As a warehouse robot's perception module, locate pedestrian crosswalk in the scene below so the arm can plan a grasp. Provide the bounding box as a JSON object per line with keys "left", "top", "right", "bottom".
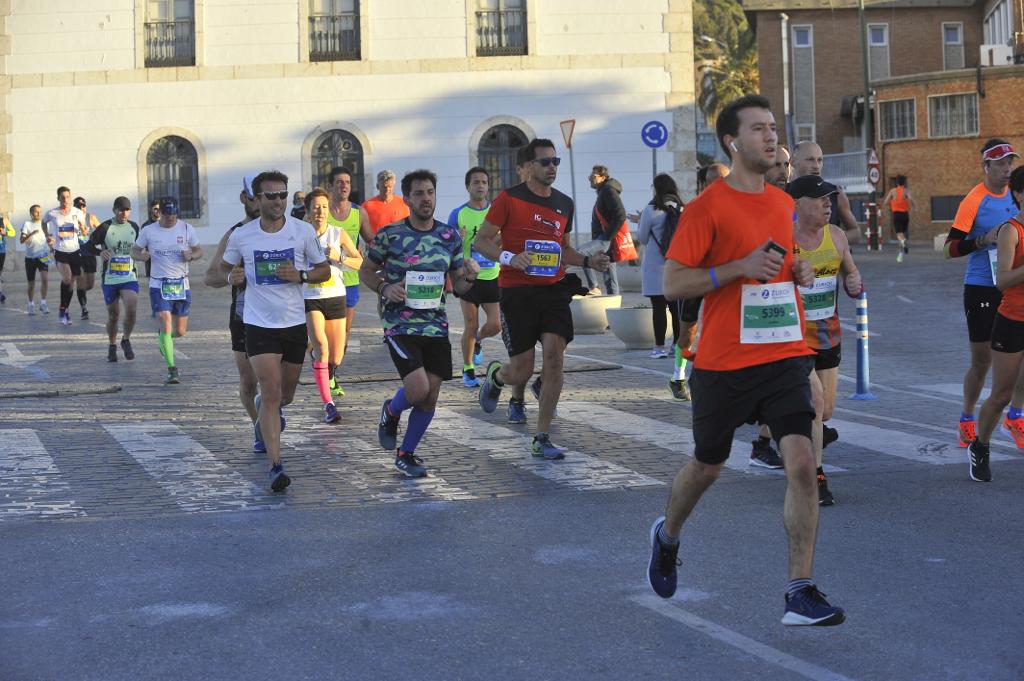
{"left": 1, "top": 399, "right": 1021, "bottom": 522}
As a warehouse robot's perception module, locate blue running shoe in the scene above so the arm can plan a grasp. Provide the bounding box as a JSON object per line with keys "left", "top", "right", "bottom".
{"left": 781, "top": 585, "right": 845, "bottom": 626}
{"left": 253, "top": 435, "right": 266, "bottom": 454}
{"left": 647, "top": 516, "right": 679, "bottom": 598}
{"left": 472, "top": 339, "right": 484, "bottom": 367}
{"left": 394, "top": 450, "right": 427, "bottom": 478}
{"left": 507, "top": 398, "right": 527, "bottom": 424}
{"left": 478, "top": 361, "right": 503, "bottom": 413}
{"left": 269, "top": 463, "right": 291, "bottom": 492}
{"left": 378, "top": 399, "right": 400, "bottom": 450}
{"left": 324, "top": 402, "right": 341, "bottom": 424}
{"left": 530, "top": 434, "right": 565, "bottom": 460}
{"left": 462, "top": 370, "right": 480, "bottom": 388}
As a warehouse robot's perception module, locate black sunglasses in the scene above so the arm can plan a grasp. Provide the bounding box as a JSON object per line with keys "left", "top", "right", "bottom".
{"left": 532, "top": 157, "right": 561, "bottom": 167}
{"left": 260, "top": 191, "right": 289, "bottom": 200}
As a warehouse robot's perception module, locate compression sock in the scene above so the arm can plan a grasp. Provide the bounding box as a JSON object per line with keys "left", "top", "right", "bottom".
{"left": 60, "top": 282, "right": 73, "bottom": 311}
{"left": 312, "top": 361, "right": 332, "bottom": 405}
{"left": 960, "top": 412, "right": 975, "bottom": 422}
{"left": 673, "top": 345, "right": 687, "bottom": 381}
{"left": 158, "top": 332, "right": 175, "bottom": 368}
{"left": 389, "top": 387, "right": 411, "bottom": 416}
{"left": 1009, "top": 407, "right": 1023, "bottom": 420}
{"left": 76, "top": 288, "right": 87, "bottom": 309}
{"left": 787, "top": 578, "right": 813, "bottom": 598}
{"left": 657, "top": 523, "right": 678, "bottom": 547}
{"left": 400, "top": 407, "right": 435, "bottom": 452}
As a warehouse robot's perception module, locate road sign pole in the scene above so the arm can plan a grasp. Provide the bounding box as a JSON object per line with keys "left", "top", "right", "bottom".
{"left": 652, "top": 149, "right": 657, "bottom": 183}
{"left": 569, "top": 146, "right": 579, "bottom": 250}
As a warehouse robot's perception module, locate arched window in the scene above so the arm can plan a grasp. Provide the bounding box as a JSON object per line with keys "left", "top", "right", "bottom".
{"left": 146, "top": 135, "right": 200, "bottom": 218}
{"left": 477, "top": 124, "right": 528, "bottom": 199}
{"left": 311, "top": 129, "right": 365, "bottom": 204}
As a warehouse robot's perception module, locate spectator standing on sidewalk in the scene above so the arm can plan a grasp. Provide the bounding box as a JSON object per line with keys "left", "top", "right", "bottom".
{"left": 637, "top": 173, "right": 684, "bottom": 358}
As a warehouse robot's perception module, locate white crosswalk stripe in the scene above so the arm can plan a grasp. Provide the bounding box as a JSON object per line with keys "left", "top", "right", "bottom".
{"left": 825, "top": 417, "right": 1015, "bottom": 465}
{"left": 0, "top": 429, "right": 86, "bottom": 519}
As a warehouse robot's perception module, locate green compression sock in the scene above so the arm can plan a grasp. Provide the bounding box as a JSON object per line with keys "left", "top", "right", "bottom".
{"left": 673, "top": 345, "right": 687, "bottom": 381}
{"left": 158, "top": 332, "right": 175, "bottom": 368}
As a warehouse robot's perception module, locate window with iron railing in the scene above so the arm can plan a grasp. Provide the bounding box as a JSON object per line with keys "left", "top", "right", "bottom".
{"left": 145, "top": 0, "right": 195, "bottom": 67}
{"left": 311, "top": 129, "right": 365, "bottom": 203}
{"left": 476, "top": 0, "right": 526, "bottom": 57}
{"left": 880, "top": 99, "right": 916, "bottom": 141}
{"left": 147, "top": 135, "right": 200, "bottom": 219}
{"left": 478, "top": 124, "right": 528, "bottom": 200}
{"left": 309, "top": 0, "right": 360, "bottom": 62}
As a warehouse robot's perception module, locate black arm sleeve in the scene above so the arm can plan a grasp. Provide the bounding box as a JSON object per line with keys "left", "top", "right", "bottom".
{"left": 84, "top": 222, "right": 110, "bottom": 256}
{"left": 944, "top": 227, "right": 980, "bottom": 259}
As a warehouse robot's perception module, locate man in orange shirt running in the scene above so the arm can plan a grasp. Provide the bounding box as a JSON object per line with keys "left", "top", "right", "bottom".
{"left": 646, "top": 95, "right": 844, "bottom": 626}
{"left": 363, "top": 169, "right": 410, "bottom": 235}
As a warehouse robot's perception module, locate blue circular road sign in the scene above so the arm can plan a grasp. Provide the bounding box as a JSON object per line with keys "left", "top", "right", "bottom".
{"left": 641, "top": 120, "right": 669, "bottom": 149}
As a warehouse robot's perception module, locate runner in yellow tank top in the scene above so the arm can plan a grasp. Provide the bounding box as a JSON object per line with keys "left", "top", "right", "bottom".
{"left": 789, "top": 176, "right": 863, "bottom": 506}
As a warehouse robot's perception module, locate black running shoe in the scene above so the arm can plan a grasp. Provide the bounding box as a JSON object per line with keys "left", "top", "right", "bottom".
{"left": 120, "top": 338, "right": 135, "bottom": 361}
{"left": 378, "top": 399, "right": 400, "bottom": 450}
{"left": 80, "top": 307, "right": 89, "bottom": 320}
{"left": 750, "top": 438, "right": 783, "bottom": 469}
{"left": 818, "top": 473, "right": 835, "bottom": 506}
{"left": 107, "top": 344, "right": 118, "bottom": 363}
{"left": 969, "top": 440, "right": 992, "bottom": 482}
{"left": 269, "top": 463, "right": 291, "bottom": 492}
{"left": 668, "top": 379, "right": 690, "bottom": 401}
{"left": 166, "top": 366, "right": 181, "bottom": 384}
{"left": 822, "top": 425, "right": 838, "bottom": 449}
{"left": 394, "top": 451, "right": 427, "bottom": 478}
{"left": 782, "top": 585, "right": 845, "bottom": 626}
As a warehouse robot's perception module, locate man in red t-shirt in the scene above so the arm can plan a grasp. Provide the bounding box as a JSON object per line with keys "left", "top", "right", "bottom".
{"left": 363, "top": 169, "right": 410, "bottom": 235}
{"left": 474, "top": 138, "right": 610, "bottom": 459}
{"left": 645, "top": 95, "right": 845, "bottom": 627}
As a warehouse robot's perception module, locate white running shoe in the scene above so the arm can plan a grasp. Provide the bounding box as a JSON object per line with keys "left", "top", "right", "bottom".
{"left": 40, "top": 300, "right": 49, "bottom": 314}
{"left": 27, "top": 301, "right": 35, "bottom": 315}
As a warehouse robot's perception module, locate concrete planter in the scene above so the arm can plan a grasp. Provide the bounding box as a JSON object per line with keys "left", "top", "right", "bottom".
{"left": 570, "top": 294, "right": 622, "bottom": 334}
{"left": 607, "top": 306, "right": 657, "bottom": 349}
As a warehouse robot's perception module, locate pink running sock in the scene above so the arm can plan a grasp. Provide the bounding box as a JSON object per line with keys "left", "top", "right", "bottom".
{"left": 313, "top": 361, "right": 332, "bottom": 405}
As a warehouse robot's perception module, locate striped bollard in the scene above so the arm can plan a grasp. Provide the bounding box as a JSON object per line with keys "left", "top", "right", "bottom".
{"left": 850, "top": 291, "right": 876, "bottom": 400}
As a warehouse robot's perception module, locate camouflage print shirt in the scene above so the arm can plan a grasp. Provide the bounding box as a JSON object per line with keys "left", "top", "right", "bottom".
{"left": 366, "top": 218, "right": 464, "bottom": 337}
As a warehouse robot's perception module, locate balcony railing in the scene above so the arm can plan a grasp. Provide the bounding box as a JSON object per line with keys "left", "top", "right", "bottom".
{"left": 144, "top": 20, "right": 195, "bottom": 68}
{"left": 476, "top": 9, "right": 526, "bottom": 56}
{"left": 309, "top": 13, "right": 360, "bottom": 62}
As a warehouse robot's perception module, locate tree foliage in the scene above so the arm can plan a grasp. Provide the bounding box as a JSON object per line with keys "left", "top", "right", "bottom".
{"left": 693, "top": 0, "right": 760, "bottom": 125}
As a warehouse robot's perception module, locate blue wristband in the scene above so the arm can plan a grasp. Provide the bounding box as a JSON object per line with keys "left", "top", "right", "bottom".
{"left": 709, "top": 267, "right": 720, "bottom": 289}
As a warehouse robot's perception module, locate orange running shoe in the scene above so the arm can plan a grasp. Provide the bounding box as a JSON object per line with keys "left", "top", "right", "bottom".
{"left": 958, "top": 419, "right": 977, "bottom": 448}
{"left": 1000, "top": 416, "right": 1024, "bottom": 450}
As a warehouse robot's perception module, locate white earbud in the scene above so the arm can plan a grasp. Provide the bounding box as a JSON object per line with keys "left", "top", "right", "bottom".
{"left": 730, "top": 141, "right": 738, "bottom": 152}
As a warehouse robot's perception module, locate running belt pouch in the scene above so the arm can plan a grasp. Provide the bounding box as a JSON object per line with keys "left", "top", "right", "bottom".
{"left": 609, "top": 221, "right": 638, "bottom": 263}
{"left": 559, "top": 272, "right": 589, "bottom": 298}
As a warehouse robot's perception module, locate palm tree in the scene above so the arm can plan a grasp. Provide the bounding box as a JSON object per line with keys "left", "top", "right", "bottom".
{"left": 696, "top": 31, "right": 759, "bottom": 126}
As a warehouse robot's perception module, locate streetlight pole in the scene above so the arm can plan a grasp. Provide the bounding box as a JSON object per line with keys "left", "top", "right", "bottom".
{"left": 859, "top": 0, "right": 879, "bottom": 250}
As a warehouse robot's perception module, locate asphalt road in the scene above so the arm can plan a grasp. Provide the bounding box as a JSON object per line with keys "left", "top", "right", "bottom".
{"left": 1, "top": 248, "right": 1021, "bottom": 681}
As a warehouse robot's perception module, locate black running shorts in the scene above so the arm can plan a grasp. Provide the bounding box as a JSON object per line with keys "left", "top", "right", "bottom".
{"left": 384, "top": 334, "right": 453, "bottom": 380}
{"left": 688, "top": 355, "right": 815, "bottom": 465}
{"left": 245, "top": 323, "right": 308, "bottom": 364}
{"left": 54, "top": 250, "right": 82, "bottom": 276}
{"left": 991, "top": 313, "right": 1024, "bottom": 354}
{"left": 229, "top": 318, "right": 246, "bottom": 354}
{"left": 964, "top": 284, "right": 1002, "bottom": 343}
{"left": 460, "top": 278, "right": 500, "bottom": 305}
{"left": 25, "top": 256, "right": 49, "bottom": 281}
{"left": 813, "top": 344, "right": 841, "bottom": 371}
{"left": 304, "top": 295, "right": 347, "bottom": 321}
{"left": 893, "top": 212, "right": 909, "bottom": 236}
{"left": 499, "top": 283, "right": 574, "bottom": 357}
{"left": 80, "top": 253, "right": 97, "bottom": 274}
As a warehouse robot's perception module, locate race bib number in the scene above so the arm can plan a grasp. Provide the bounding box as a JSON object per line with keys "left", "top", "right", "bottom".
{"left": 471, "top": 246, "right": 496, "bottom": 268}
{"left": 524, "top": 240, "right": 561, "bottom": 277}
{"left": 798, "top": 276, "right": 837, "bottom": 322}
{"left": 405, "top": 270, "right": 444, "bottom": 309}
{"left": 740, "top": 282, "right": 802, "bottom": 344}
{"left": 989, "top": 248, "right": 999, "bottom": 284}
{"left": 308, "top": 265, "right": 341, "bottom": 290}
{"left": 39, "top": 254, "right": 52, "bottom": 265}
{"left": 254, "top": 248, "right": 294, "bottom": 286}
{"left": 108, "top": 255, "right": 132, "bottom": 278}
{"left": 160, "top": 277, "right": 186, "bottom": 301}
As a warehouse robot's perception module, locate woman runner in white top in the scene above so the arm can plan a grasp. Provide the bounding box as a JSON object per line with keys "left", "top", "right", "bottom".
{"left": 302, "top": 188, "right": 362, "bottom": 423}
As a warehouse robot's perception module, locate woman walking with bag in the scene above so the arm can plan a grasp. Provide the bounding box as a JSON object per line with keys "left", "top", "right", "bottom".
{"left": 637, "top": 173, "right": 684, "bottom": 358}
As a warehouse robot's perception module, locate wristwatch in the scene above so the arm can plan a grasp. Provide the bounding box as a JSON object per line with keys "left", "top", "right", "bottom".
{"left": 299, "top": 270, "right": 308, "bottom": 284}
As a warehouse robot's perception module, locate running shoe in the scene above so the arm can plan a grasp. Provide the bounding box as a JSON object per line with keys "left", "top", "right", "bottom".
{"left": 647, "top": 516, "right": 679, "bottom": 599}
{"left": 59, "top": 311, "right": 71, "bottom": 325}
{"left": 462, "top": 370, "right": 480, "bottom": 388}
{"left": 120, "top": 338, "right": 135, "bottom": 361}
{"left": 329, "top": 377, "right": 345, "bottom": 398}
{"left": 668, "top": 379, "right": 690, "bottom": 401}
{"left": 896, "top": 252, "right": 904, "bottom": 263}
{"left": 39, "top": 300, "right": 49, "bottom": 314}
{"left": 26, "top": 301, "right": 34, "bottom": 315}
{"left": 530, "top": 376, "right": 542, "bottom": 401}
{"left": 781, "top": 585, "right": 845, "bottom": 626}
{"left": 750, "top": 438, "right": 783, "bottom": 469}
{"left": 323, "top": 402, "right": 341, "bottom": 424}
{"left": 507, "top": 398, "right": 527, "bottom": 424}
{"left": 530, "top": 434, "right": 565, "bottom": 460}
{"left": 80, "top": 307, "right": 89, "bottom": 320}
{"left": 395, "top": 450, "right": 427, "bottom": 478}
{"left": 472, "top": 339, "right": 484, "bottom": 367}
{"left": 378, "top": 399, "right": 400, "bottom": 450}
{"left": 268, "top": 463, "right": 291, "bottom": 492}
{"left": 958, "top": 419, "right": 976, "bottom": 448}
{"left": 478, "top": 360, "right": 503, "bottom": 413}
{"left": 253, "top": 434, "right": 266, "bottom": 454}
{"left": 107, "top": 344, "right": 118, "bottom": 363}
{"left": 166, "top": 366, "right": 180, "bottom": 384}
{"left": 648, "top": 346, "right": 669, "bottom": 359}
{"left": 0, "top": 292, "right": 5, "bottom": 304}
{"left": 1000, "top": 415, "right": 1024, "bottom": 449}
{"left": 969, "top": 440, "right": 992, "bottom": 482}
{"left": 818, "top": 473, "right": 835, "bottom": 506}
{"left": 822, "top": 425, "right": 838, "bottom": 449}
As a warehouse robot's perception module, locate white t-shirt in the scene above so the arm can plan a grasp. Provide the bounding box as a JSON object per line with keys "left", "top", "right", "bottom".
{"left": 136, "top": 220, "right": 200, "bottom": 289}
{"left": 21, "top": 220, "right": 49, "bottom": 258}
{"left": 303, "top": 225, "right": 346, "bottom": 300}
{"left": 44, "top": 207, "right": 86, "bottom": 254}
{"left": 223, "top": 216, "right": 326, "bottom": 328}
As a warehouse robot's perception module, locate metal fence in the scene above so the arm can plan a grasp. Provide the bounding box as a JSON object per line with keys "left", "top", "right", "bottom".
{"left": 144, "top": 20, "right": 195, "bottom": 68}
{"left": 823, "top": 151, "right": 870, "bottom": 194}
{"left": 309, "top": 13, "right": 360, "bottom": 62}
{"left": 476, "top": 9, "right": 526, "bottom": 56}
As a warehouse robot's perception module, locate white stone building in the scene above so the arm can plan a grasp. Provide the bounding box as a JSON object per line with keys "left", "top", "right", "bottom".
{"left": 0, "top": 0, "right": 696, "bottom": 244}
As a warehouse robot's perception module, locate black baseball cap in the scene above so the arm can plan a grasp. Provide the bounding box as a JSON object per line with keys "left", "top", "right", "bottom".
{"left": 159, "top": 196, "right": 178, "bottom": 215}
{"left": 113, "top": 196, "right": 131, "bottom": 210}
{"left": 786, "top": 175, "right": 839, "bottom": 200}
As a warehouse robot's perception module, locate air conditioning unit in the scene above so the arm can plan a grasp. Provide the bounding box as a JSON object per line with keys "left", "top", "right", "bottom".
{"left": 980, "top": 44, "right": 1013, "bottom": 66}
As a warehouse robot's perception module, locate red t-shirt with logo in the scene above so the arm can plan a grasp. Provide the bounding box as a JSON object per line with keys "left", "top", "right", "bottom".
{"left": 666, "top": 180, "right": 812, "bottom": 371}
{"left": 486, "top": 183, "right": 575, "bottom": 288}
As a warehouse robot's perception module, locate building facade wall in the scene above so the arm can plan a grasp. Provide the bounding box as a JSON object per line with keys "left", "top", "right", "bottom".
{"left": 0, "top": 0, "right": 695, "bottom": 245}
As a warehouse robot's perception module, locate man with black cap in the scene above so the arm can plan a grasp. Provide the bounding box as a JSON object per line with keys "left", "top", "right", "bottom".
{"left": 789, "top": 175, "right": 863, "bottom": 505}
{"left": 132, "top": 196, "right": 203, "bottom": 384}
{"left": 86, "top": 197, "right": 141, "bottom": 362}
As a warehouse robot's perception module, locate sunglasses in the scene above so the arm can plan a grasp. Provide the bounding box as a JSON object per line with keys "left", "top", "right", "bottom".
{"left": 260, "top": 191, "right": 289, "bottom": 200}
{"left": 531, "top": 157, "right": 561, "bottom": 167}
